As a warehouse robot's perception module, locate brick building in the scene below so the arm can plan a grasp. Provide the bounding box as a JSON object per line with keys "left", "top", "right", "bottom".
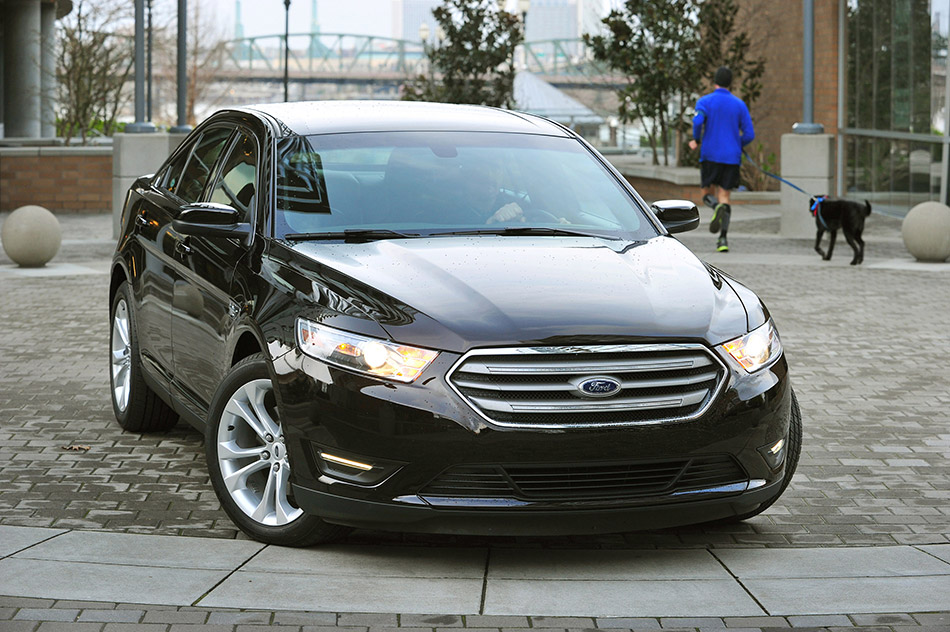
{"left": 741, "top": 0, "right": 947, "bottom": 215}
{"left": 738, "top": 0, "right": 840, "bottom": 167}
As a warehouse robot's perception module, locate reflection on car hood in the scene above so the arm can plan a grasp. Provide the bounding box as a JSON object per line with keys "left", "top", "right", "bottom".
{"left": 289, "top": 235, "right": 748, "bottom": 352}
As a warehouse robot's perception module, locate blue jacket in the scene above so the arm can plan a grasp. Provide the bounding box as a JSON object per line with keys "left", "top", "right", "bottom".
{"left": 692, "top": 88, "right": 754, "bottom": 165}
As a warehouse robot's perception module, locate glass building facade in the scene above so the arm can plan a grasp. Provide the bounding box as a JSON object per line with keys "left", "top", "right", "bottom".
{"left": 845, "top": 0, "right": 950, "bottom": 216}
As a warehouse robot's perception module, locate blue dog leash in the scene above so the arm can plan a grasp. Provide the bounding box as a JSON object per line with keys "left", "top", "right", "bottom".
{"left": 741, "top": 152, "right": 829, "bottom": 229}
{"left": 741, "top": 151, "right": 814, "bottom": 195}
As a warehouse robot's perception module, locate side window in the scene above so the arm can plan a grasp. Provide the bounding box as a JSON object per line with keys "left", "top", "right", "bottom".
{"left": 208, "top": 132, "right": 258, "bottom": 222}
{"left": 155, "top": 144, "right": 193, "bottom": 196}
{"left": 176, "top": 127, "right": 234, "bottom": 204}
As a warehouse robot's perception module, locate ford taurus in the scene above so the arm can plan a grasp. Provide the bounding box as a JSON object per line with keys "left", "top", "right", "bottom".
{"left": 109, "top": 101, "right": 800, "bottom": 546}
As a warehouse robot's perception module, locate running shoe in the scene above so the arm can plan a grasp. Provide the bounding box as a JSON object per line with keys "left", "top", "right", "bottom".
{"left": 717, "top": 236, "right": 729, "bottom": 252}
{"left": 702, "top": 193, "right": 718, "bottom": 208}
{"left": 710, "top": 203, "right": 727, "bottom": 233}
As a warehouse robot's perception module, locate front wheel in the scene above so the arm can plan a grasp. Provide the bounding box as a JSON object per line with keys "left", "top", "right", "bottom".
{"left": 205, "top": 353, "right": 350, "bottom": 546}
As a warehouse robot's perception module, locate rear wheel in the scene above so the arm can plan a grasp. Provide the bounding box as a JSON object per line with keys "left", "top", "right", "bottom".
{"left": 110, "top": 284, "right": 178, "bottom": 432}
{"left": 729, "top": 388, "right": 802, "bottom": 522}
{"left": 205, "top": 353, "right": 351, "bottom": 546}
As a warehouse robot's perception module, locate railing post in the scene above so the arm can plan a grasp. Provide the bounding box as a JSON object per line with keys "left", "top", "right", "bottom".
{"left": 170, "top": 0, "right": 190, "bottom": 133}
{"left": 127, "top": 0, "right": 155, "bottom": 132}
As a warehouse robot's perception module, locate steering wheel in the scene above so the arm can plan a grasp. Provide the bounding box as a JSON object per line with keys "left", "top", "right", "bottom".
{"left": 522, "top": 207, "right": 561, "bottom": 223}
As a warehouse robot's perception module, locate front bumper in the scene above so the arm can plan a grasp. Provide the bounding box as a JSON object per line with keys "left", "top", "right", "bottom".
{"left": 292, "top": 477, "right": 785, "bottom": 535}
{"left": 273, "top": 344, "right": 793, "bottom": 536}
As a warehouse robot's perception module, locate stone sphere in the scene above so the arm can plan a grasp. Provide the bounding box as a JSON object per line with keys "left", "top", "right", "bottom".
{"left": 902, "top": 201, "right": 950, "bottom": 263}
{"left": 1, "top": 205, "right": 62, "bottom": 268}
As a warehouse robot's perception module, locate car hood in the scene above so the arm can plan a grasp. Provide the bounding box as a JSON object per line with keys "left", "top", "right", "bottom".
{"left": 287, "top": 235, "right": 750, "bottom": 353}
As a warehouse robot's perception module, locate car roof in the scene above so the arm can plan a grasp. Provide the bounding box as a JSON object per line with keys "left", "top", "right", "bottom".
{"left": 236, "top": 100, "right": 571, "bottom": 138}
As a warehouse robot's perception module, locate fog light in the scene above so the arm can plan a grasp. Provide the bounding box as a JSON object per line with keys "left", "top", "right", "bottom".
{"left": 321, "top": 452, "right": 373, "bottom": 471}
{"left": 312, "top": 445, "right": 405, "bottom": 486}
{"left": 758, "top": 437, "right": 787, "bottom": 470}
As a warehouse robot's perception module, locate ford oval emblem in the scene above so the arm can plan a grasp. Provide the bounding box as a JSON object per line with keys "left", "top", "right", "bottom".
{"left": 576, "top": 376, "right": 622, "bottom": 398}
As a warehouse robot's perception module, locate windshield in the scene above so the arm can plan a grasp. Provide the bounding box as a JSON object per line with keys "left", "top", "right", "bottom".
{"left": 273, "top": 131, "right": 656, "bottom": 240}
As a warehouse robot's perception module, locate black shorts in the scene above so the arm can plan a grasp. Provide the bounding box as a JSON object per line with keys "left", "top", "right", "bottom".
{"left": 700, "top": 161, "right": 741, "bottom": 190}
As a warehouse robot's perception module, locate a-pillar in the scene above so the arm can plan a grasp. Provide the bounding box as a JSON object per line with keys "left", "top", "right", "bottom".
{"left": 2, "top": 0, "right": 42, "bottom": 138}
{"left": 40, "top": 0, "right": 57, "bottom": 138}
{"left": 779, "top": 133, "right": 835, "bottom": 238}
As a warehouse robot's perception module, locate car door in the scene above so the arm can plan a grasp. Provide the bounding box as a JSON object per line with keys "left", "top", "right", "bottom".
{"left": 130, "top": 130, "right": 214, "bottom": 388}
{"left": 170, "top": 128, "right": 259, "bottom": 419}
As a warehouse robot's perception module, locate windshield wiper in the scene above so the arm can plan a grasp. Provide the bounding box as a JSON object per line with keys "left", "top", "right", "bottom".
{"left": 283, "top": 229, "right": 420, "bottom": 242}
{"left": 429, "top": 226, "right": 617, "bottom": 239}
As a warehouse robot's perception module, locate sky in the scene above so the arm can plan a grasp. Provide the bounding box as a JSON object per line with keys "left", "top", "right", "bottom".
{"left": 213, "top": 0, "right": 395, "bottom": 39}
{"left": 157, "top": 0, "right": 623, "bottom": 41}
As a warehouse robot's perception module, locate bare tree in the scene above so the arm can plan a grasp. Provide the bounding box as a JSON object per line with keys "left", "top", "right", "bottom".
{"left": 56, "top": 0, "right": 134, "bottom": 144}
{"left": 184, "top": 0, "right": 230, "bottom": 126}
{"left": 143, "top": 0, "right": 229, "bottom": 128}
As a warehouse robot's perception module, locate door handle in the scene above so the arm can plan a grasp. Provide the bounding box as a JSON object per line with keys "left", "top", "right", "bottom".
{"left": 175, "top": 240, "right": 192, "bottom": 256}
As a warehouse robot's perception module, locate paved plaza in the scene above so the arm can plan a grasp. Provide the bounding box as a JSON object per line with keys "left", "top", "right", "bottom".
{"left": 0, "top": 207, "right": 949, "bottom": 630}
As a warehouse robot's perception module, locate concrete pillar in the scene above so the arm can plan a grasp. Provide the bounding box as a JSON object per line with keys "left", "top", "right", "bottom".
{"left": 780, "top": 133, "right": 835, "bottom": 238}
{"left": 113, "top": 132, "right": 171, "bottom": 237}
{"left": 168, "top": 131, "right": 190, "bottom": 157}
{"left": 40, "top": 0, "right": 57, "bottom": 138}
{"left": 3, "top": 0, "right": 42, "bottom": 138}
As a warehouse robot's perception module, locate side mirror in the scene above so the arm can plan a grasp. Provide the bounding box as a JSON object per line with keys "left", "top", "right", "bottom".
{"left": 172, "top": 202, "right": 253, "bottom": 241}
{"left": 651, "top": 199, "right": 700, "bottom": 234}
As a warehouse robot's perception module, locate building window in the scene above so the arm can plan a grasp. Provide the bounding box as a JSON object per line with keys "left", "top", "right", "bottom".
{"left": 846, "top": 0, "right": 949, "bottom": 213}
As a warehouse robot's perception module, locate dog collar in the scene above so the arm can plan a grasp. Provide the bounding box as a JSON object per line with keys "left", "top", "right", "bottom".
{"left": 811, "top": 196, "right": 829, "bottom": 230}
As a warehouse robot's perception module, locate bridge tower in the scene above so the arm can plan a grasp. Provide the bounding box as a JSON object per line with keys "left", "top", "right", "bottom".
{"left": 234, "top": 0, "right": 250, "bottom": 60}
{"left": 309, "top": 0, "right": 329, "bottom": 58}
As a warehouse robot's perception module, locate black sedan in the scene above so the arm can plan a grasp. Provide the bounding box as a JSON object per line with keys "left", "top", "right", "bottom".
{"left": 109, "top": 101, "right": 800, "bottom": 546}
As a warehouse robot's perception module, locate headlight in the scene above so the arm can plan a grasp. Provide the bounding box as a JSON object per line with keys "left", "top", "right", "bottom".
{"left": 296, "top": 319, "right": 438, "bottom": 382}
{"left": 720, "top": 319, "right": 782, "bottom": 372}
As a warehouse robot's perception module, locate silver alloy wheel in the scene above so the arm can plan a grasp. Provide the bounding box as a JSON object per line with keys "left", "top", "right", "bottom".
{"left": 216, "top": 378, "right": 303, "bottom": 526}
{"left": 111, "top": 299, "right": 132, "bottom": 413}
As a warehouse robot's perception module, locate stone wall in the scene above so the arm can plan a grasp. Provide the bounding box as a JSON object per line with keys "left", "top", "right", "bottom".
{"left": 0, "top": 147, "right": 773, "bottom": 218}
{"left": 0, "top": 147, "right": 113, "bottom": 213}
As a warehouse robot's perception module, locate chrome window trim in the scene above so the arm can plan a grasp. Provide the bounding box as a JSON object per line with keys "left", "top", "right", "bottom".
{"left": 445, "top": 343, "right": 729, "bottom": 430}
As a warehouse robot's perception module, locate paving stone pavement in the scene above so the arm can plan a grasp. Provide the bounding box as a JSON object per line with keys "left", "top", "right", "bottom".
{"left": 1, "top": 597, "right": 949, "bottom": 632}
{"left": 1, "top": 210, "right": 949, "bottom": 627}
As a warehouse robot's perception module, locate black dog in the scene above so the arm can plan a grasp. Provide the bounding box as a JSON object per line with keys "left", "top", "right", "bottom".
{"left": 809, "top": 196, "right": 872, "bottom": 265}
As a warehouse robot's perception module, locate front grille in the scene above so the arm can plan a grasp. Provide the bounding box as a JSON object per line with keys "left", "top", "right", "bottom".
{"left": 419, "top": 455, "right": 748, "bottom": 502}
{"left": 448, "top": 344, "right": 726, "bottom": 428}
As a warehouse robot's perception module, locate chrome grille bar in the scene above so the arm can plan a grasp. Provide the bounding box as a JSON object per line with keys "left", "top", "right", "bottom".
{"left": 470, "top": 389, "right": 709, "bottom": 414}
{"left": 458, "top": 354, "right": 712, "bottom": 375}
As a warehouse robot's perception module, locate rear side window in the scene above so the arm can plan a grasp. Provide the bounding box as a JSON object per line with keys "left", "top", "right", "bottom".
{"left": 156, "top": 146, "right": 192, "bottom": 196}
{"left": 209, "top": 132, "right": 258, "bottom": 222}
{"left": 176, "top": 127, "right": 233, "bottom": 204}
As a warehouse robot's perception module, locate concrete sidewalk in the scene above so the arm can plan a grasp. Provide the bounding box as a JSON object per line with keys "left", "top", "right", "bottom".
{"left": 2, "top": 210, "right": 949, "bottom": 630}
{"left": 2, "top": 525, "right": 950, "bottom": 619}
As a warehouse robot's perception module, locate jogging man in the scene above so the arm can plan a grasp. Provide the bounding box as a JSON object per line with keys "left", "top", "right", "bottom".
{"left": 688, "top": 66, "right": 755, "bottom": 252}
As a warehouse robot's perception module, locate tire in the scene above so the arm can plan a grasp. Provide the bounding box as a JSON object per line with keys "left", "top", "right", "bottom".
{"left": 728, "top": 388, "right": 802, "bottom": 522}
{"left": 110, "top": 284, "right": 178, "bottom": 432}
{"left": 205, "top": 353, "right": 351, "bottom": 546}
